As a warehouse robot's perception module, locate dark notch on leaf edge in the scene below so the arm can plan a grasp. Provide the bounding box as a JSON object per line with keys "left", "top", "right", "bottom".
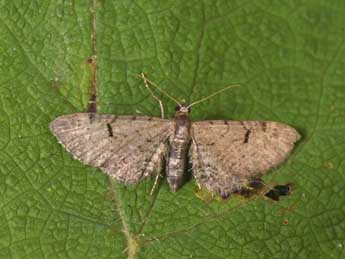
{"left": 238, "top": 181, "right": 293, "bottom": 201}
{"left": 106, "top": 123, "right": 113, "bottom": 137}
{"left": 265, "top": 183, "right": 293, "bottom": 201}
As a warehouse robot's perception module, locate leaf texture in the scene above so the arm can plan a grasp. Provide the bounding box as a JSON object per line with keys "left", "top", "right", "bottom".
{"left": 0, "top": 0, "right": 344, "bottom": 258}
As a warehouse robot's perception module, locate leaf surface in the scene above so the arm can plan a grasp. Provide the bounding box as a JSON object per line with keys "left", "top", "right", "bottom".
{"left": 1, "top": 1, "right": 344, "bottom": 258}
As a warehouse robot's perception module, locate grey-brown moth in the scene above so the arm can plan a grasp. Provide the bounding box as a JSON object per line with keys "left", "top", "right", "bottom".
{"left": 50, "top": 74, "right": 300, "bottom": 198}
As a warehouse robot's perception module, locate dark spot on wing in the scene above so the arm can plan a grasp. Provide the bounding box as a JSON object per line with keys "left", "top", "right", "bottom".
{"left": 220, "top": 191, "right": 230, "bottom": 199}
{"left": 106, "top": 123, "right": 113, "bottom": 137}
{"left": 244, "top": 129, "right": 251, "bottom": 143}
{"left": 131, "top": 116, "right": 137, "bottom": 120}
{"left": 209, "top": 121, "right": 214, "bottom": 125}
{"left": 261, "top": 122, "right": 267, "bottom": 132}
{"left": 223, "top": 120, "right": 229, "bottom": 125}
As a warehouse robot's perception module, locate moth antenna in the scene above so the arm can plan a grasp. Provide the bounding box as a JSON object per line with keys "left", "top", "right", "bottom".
{"left": 134, "top": 73, "right": 182, "bottom": 107}
{"left": 138, "top": 73, "right": 165, "bottom": 118}
{"left": 187, "top": 84, "right": 240, "bottom": 108}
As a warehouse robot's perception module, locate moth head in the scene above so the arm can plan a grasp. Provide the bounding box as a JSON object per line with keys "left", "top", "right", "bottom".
{"left": 175, "top": 104, "right": 190, "bottom": 114}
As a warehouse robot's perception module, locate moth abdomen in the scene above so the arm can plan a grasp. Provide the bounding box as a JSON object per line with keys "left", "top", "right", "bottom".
{"left": 166, "top": 112, "right": 192, "bottom": 192}
{"left": 166, "top": 141, "right": 189, "bottom": 192}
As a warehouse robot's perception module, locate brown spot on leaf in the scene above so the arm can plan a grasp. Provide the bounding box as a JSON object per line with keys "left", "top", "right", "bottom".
{"left": 325, "top": 160, "right": 334, "bottom": 170}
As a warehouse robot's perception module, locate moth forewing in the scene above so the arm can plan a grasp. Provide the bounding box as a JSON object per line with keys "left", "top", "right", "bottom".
{"left": 50, "top": 113, "right": 175, "bottom": 184}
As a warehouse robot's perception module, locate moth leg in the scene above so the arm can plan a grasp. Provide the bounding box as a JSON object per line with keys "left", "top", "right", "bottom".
{"left": 144, "top": 141, "right": 169, "bottom": 195}
{"left": 150, "top": 170, "right": 163, "bottom": 195}
{"left": 139, "top": 73, "right": 165, "bottom": 119}
{"left": 189, "top": 137, "right": 203, "bottom": 190}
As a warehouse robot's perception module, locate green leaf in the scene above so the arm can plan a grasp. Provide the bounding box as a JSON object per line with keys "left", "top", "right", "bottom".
{"left": 1, "top": 0, "right": 344, "bottom": 258}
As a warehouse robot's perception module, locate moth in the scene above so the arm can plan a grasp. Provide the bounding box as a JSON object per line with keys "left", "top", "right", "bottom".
{"left": 50, "top": 74, "right": 300, "bottom": 198}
